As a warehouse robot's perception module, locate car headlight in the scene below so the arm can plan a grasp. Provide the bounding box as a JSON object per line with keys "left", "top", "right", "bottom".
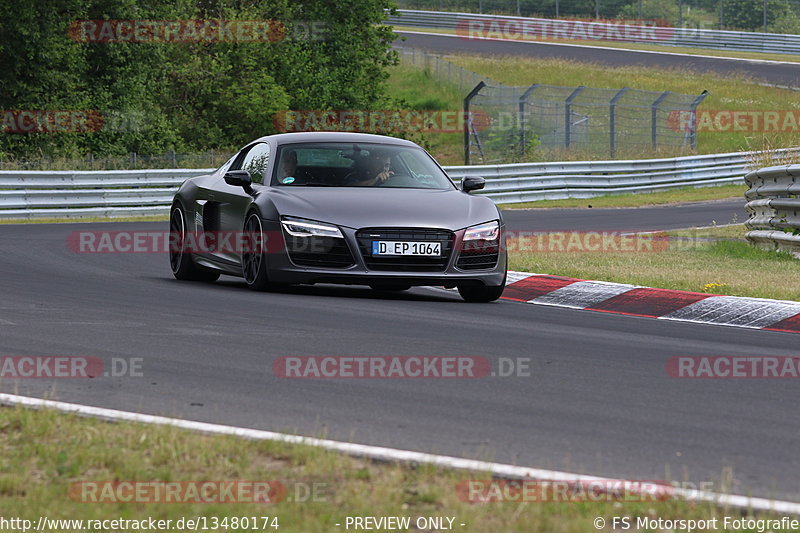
{"left": 463, "top": 220, "right": 499, "bottom": 241}
{"left": 281, "top": 216, "right": 343, "bottom": 238}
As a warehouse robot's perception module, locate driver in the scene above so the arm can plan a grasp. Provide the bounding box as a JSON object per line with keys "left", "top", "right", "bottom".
{"left": 347, "top": 151, "right": 394, "bottom": 187}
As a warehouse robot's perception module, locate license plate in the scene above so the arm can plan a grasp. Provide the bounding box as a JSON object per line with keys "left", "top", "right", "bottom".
{"left": 372, "top": 241, "right": 441, "bottom": 256}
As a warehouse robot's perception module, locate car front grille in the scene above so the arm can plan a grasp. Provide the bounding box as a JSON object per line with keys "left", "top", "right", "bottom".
{"left": 456, "top": 239, "right": 500, "bottom": 270}
{"left": 356, "top": 228, "right": 454, "bottom": 272}
{"left": 284, "top": 235, "right": 355, "bottom": 268}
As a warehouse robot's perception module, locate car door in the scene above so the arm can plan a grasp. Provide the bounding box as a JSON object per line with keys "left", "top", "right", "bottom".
{"left": 209, "top": 142, "right": 272, "bottom": 266}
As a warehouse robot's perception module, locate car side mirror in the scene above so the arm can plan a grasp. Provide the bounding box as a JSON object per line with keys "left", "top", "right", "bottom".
{"left": 224, "top": 170, "right": 253, "bottom": 192}
{"left": 461, "top": 176, "right": 485, "bottom": 193}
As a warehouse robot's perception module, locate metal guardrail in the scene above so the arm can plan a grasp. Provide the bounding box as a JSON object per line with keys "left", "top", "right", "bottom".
{"left": 745, "top": 165, "right": 800, "bottom": 255}
{"left": 4, "top": 150, "right": 799, "bottom": 219}
{"left": 389, "top": 10, "right": 800, "bottom": 56}
{"left": 450, "top": 150, "right": 800, "bottom": 204}
{"left": 0, "top": 169, "right": 211, "bottom": 219}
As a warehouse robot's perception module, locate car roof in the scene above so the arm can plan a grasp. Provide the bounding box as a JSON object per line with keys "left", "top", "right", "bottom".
{"left": 251, "top": 132, "right": 421, "bottom": 148}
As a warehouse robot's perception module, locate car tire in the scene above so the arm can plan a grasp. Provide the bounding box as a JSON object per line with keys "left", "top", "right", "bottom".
{"left": 170, "top": 204, "right": 220, "bottom": 282}
{"left": 369, "top": 284, "right": 411, "bottom": 292}
{"left": 242, "top": 211, "right": 272, "bottom": 291}
{"left": 457, "top": 264, "right": 507, "bottom": 303}
{"left": 457, "top": 283, "right": 505, "bottom": 303}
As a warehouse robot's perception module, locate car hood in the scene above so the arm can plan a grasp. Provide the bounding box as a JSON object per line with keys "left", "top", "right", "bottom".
{"left": 262, "top": 187, "right": 499, "bottom": 230}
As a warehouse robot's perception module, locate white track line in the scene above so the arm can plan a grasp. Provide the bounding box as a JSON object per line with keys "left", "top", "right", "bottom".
{"left": 396, "top": 30, "right": 800, "bottom": 66}
{"left": 2, "top": 392, "right": 799, "bottom": 514}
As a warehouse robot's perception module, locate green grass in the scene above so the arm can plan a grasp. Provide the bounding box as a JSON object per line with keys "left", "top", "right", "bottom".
{"left": 393, "top": 25, "right": 800, "bottom": 64}
{"left": 386, "top": 63, "right": 465, "bottom": 163}
{"left": 387, "top": 50, "right": 800, "bottom": 165}
{"left": 448, "top": 54, "right": 800, "bottom": 158}
{"left": 501, "top": 184, "right": 747, "bottom": 209}
{"left": 0, "top": 404, "right": 771, "bottom": 532}
{"left": 509, "top": 224, "right": 800, "bottom": 300}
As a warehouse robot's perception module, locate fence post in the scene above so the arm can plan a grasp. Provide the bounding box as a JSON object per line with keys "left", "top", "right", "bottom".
{"left": 518, "top": 84, "right": 539, "bottom": 158}
{"left": 464, "top": 81, "right": 486, "bottom": 165}
{"left": 688, "top": 90, "right": 709, "bottom": 150}
{"left": 565, "top": 86, "right": 585, "bottom": 149}
{"left": 651, "top": 91, "right": 671, "bottom": 150}
{"left": 609, "top": 87, "right": 629, "bottom": 159}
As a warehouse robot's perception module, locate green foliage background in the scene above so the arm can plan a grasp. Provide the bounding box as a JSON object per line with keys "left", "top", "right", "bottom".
{"left": 0, "top": 0, "right": 398, "bottom": 159}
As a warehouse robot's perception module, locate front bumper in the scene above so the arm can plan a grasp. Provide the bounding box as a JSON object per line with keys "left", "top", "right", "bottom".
{"left": 263, "top": 220, "right": 507, "bottom": 287}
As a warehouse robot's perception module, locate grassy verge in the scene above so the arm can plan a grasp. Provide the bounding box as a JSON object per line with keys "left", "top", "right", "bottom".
{"left": 386, "top": 49, "right": 800, "bottom": 165}
{"left": 0, "top": 404, "right": 762, "bottom": 532}
{"left": 447, "top": 54, "right": 800, "bottom": 158}
{"left": 500, "top": 184, "right": 747, "bottom": 209}
{"left": 393, "top": 25, "right": 800, "bottom": 64}
{"left": 385, "top": 62, "right": 465, "bottom": 163}
{"left": 509, "top": 224, "right": 800, "bottom": 301}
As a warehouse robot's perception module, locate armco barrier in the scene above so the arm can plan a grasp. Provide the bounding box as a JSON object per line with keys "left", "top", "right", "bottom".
{"left": 0, "top": 169, "right": 211, "bottom": 219}
{"left": 745, "top": 165, "right": 800, "bottom": 255}
{"left": 1, "top": 149, "right": 797, "bottom": 219}
{"left": 389, "top": 10, "right": 800, "bottom": 56}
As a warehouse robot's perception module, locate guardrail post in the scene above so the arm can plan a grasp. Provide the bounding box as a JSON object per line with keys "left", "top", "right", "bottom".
{"left": 518, "top": 84, "right": 539, "bottom": 158}
{"left": 688, "top": 90, "right": 709, "bottom": 150}
{"left": 464, "top": 81, "right": 486, "bottom": 165}
{"left": 565, "top": 86, "right": 585, "bottom": 149}
{"left": 651, "top": 91, "right": 671, "bottom": 150}
{"left": 609, "top": 87, "right": 629, "bottom": 159}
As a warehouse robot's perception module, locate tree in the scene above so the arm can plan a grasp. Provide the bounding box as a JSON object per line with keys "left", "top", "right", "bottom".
{"left": 720, "top": 0, "right": 792, "bottom": 30}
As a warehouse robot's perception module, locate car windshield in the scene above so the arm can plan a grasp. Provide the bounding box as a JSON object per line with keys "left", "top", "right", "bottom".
{"left": 271, "top": 142, "right": 455, "bottom": 189}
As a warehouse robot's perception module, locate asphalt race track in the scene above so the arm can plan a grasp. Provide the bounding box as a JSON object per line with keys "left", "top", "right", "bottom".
{"left": 2, "top": 210, "right": 799, "bottom": 502}
{"left": 396, "top": 31, "right": 800, "bottom": 88}
{"left": 503, "top": 198, "right": 746, "bottom": 231}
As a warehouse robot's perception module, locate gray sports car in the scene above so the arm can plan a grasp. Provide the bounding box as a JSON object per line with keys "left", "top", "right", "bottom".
{"left": 169, "top": 132, "right": 507, "bottom": 302}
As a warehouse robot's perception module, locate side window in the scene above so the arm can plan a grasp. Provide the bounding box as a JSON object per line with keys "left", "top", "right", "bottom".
{"left": 236, "top": 143, "right": 271, "bottom": 184}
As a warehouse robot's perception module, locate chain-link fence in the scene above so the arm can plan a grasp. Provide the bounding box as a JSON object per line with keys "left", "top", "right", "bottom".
{"left": 466, "top": 82, "right": 707, "bottom": 163}
{"left": 398, "top": 48, "right": 707, "bottom": 163}
{"left": 392, "top": 0, "right": 800, "bottom": 34}
{"left": 397, "top": 47, "right": 504, "bottom": 94}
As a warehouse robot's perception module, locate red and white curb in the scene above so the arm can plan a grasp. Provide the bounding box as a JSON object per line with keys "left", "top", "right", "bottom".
{"left": 2, "top": 392, "right": 800, "bottom": 514}
{"left": 502, "top": 272, "right": 800, "bottom": 333}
